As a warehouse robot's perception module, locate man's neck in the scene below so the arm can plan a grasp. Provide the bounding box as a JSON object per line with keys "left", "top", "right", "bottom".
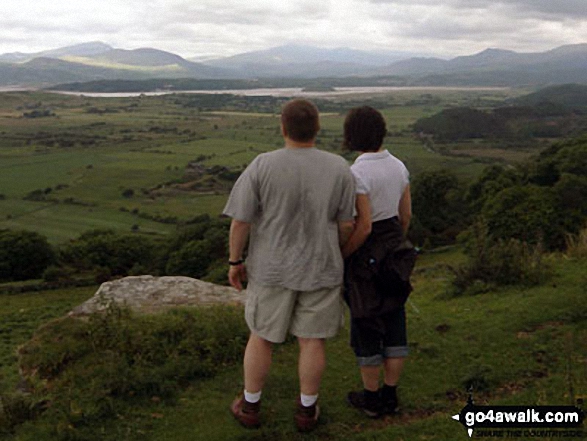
{"left": 284, "top": 138, "right": 315, "bottom": 149}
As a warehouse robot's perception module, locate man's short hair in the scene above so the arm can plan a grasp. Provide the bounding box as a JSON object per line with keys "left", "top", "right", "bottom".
{"left": 281, "top": 99, "right": 320, "bottom": 143}
{"left": 343, "top": 106, "right": 387, "bottom": 152}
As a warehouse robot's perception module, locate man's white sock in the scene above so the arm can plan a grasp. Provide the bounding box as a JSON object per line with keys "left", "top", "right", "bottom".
{"left": 300, "top": 393, "right": 318, "bottom": 407}
{"left": 244, "top": 390, "right": 262, "bottom": 403}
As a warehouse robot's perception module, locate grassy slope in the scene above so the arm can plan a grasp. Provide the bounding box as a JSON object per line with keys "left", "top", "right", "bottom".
{"left": 0, "top": 287, "right": 97, "bottom": 393}
{"left": 141, "top": 252, "right": 586, "bottom": 441}
{"left": 3, "top": 250, "right": 583, "bottom": 440}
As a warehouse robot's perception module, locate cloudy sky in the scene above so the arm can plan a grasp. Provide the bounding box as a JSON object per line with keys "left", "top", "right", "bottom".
{"left": 1, "top": 0, "right": 586, "bottom": 59}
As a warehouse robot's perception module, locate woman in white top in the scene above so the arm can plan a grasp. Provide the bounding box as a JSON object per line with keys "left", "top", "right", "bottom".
{"left": 341, "top": 106, "right": 413, "bottom": 418}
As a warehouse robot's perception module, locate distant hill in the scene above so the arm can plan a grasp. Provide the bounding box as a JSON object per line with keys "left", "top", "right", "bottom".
{"left": 88, "top": 48, "right": 189, "bottom": 67}
{"left": 200, "top": 44, "right": 422, "bottom": 78}
{"left": 413, "top": 84, "right": 587, "bottom": 142}
{"left": 511, "top": 84, "right": 587, "bottom": 110}
{"left": 0, "top": 44, "right": 236, "bottom": 87}
{"left": 0, "top": 42, "right": 113, "bottom": 63}
{"left": 2, "top": 42, "right": 587, "bottom": 88}
{"left": 375, "top": 44, "right": 587, "bottom": 86}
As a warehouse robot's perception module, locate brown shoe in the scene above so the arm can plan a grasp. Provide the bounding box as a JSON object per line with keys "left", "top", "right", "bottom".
{"left": 294, "top": 399, "right": 320, "bottom": 432}
{"left": 230, "top": 395, "right": 261, "bottom": 428}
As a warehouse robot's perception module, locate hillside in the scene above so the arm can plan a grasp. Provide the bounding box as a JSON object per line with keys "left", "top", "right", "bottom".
{"left": 1, "top": 248, "right": 585, "bottom": 440}
{"left": 376, "top": 44, "right": 587, "bottom": 86}
{"left": 511, "top": 83, "right": 587, "bottom": 110}
{"left": 413, "top": 84, "right": 587, "bottom": 142}
{"left": 0, "top": 45, "right": 235, "bottom": 87}
{"left": 3, "top": 42, "right": 587, "bottom": 87}
{"left": 0, "top": 42, "right": 113, "bottom": 63}
{"left": 200, "top": 44, "right": 420, "bottom": 78}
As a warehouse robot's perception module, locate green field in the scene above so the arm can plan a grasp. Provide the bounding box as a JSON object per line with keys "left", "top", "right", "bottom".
{"left": 0, "top": 88, "right": 525, "bottom": 243}
{"left": 1, "top": 250, "right": 584, "bottom": 440}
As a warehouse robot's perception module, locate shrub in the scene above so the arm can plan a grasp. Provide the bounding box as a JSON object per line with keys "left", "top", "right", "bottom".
{"left": 0, "top": 230, "right": 55, "bottom": 281}
{"left": 481, "top": 185, "right": 564, "bottom": 250}
{"left": 13, "top": 304, "right": 248, "bottom": 437}
{"left": 163, "top": 218, "right": 229, "bottom": 279}
{"left": 165, "top": 241, "right": 215, "bottom": 278}
{"left": 410, "top": 169, "right": 469, "bottom": 246}
{"left": 42, "top": 265, "right": 72, "bottom": 283}
{"left": 451, "top": 221, "right": 552, "bottom": 295}
{"left": 565, "top": 227, "right": 587, "bottom": 259}
{"left": 0, "top": 393, "right": 44, "bottom": 434}
{"left": 59, "top": 230, "right": 159, "bottom": 277}
{"left": 121, "top": 188, "right": 134, "bottom": 198}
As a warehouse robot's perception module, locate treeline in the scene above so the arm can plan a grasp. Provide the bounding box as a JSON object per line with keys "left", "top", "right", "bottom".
{"left": 47, "top": 76, "right": 406, "bottom": 93}
{"left": 413, "top": 103, "right": 585, "bottom": 142}
{"left": 1, "top": 137, "right": 585, "bottom": 290}
{"left": 0, "top": 215, "right": 230, "bottom": 287}
{"left": 410, "top": 135, "right": 587, "bottom": 249}
{"left": 410, "top": 135, "right": 587, "bottom": 294}
{"left": 413, "top": 84, "right": 587, "bottom": 142}
{"left": 171, "top": 94, "right": 399, "bottom": 115}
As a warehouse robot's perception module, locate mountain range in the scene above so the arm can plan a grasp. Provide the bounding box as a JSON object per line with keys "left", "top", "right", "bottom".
{"left": 1, "top": 41, "right": 587, "bottom": 88}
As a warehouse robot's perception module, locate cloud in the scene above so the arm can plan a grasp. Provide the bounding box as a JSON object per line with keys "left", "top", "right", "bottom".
{"left": 0, "top": 0, "right": 585, "bottom": 58}
{"left": 367, "top": 0, "right": 587, "bottom": 20}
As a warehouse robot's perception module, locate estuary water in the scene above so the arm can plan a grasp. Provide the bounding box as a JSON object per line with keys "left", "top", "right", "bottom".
{"left": 45, "top": 86, "right": 508, "bottom": 98}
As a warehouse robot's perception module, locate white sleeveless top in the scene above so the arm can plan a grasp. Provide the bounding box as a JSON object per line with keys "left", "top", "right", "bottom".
{"left": 350, "top": 150, "right": 409, "bottom": 222}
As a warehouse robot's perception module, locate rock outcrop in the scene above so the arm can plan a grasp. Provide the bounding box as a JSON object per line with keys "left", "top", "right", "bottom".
{"left": 69, "top": 275, "right": 244, "bottom": 316}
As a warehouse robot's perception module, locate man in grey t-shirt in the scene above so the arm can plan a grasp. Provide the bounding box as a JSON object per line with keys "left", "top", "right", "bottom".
{"left": 224, "top": 99, "right": 355, "bottom": 431}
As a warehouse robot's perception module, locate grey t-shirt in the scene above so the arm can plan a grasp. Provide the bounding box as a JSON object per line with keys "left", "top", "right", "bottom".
{"left": 223, "top": 147, "right": 355, "bottom": 291}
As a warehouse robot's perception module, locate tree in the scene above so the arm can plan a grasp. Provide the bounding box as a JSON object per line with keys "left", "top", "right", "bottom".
{"left": 410, "top": 169, "right": 469, "bottom": 246}
{"left": 466, "top": 165, "right": 523, "bottom": 213}
{"left": 0, "top": 230, "right": 55, "bottom": 281}
{"left": 59, "top": 230, "right": 158, "bottom": 276}
{"left": 481, "top": 185, "right": 564, "bottom": 249}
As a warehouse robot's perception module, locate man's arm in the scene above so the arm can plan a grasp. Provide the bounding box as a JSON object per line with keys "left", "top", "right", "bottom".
{"left": 341, "top": 194, "right": 372, "bottom": 259}
{"left": 398, "top": 184, "right": 412, "bottom": 235}
{"left": 228, "top": 219, "right": 251, "bottom": 291}
{"left": 338, "top": 219, "right": 355, "bottom": 249}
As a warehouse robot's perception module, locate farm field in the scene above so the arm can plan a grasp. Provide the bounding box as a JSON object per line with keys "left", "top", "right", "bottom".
{"left": 0, "top": 88, "right": 524, "bottom": 243}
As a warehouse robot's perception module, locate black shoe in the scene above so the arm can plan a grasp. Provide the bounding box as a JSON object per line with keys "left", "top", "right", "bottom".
{"left": 347, "top": 390, "right": 383, "bottom": 418}
{"left": 380, "top": 385, "right": 399, "bottom": 415}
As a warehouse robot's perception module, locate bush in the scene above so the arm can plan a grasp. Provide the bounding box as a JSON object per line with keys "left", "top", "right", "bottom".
{"left": 0, "top": 230, "right": 55, "bottom": 281}
{"left": 481, "top": 185, "right": 565, "bottom": 250}
{"left": 565, "top": 227, "right": 587, "bottom": 259}
{"left": 163, "top": 218, "right": 229, "bottom": 280}
{"left": 42, "top": 265, "right": 73, "bottom": 283}
{"left": 165, "top": 241, "right": 215, "bottom": 278}
{"left": 121, "top": 188, "right": 134, "bottom": 198}
{"left": 0, "top": 393, "right": 45, "bottom": 434}
{"left": 12, "top": 304, "right": 248, "bottom": 437}
{"left": 451, "top": 221, "right": 552, "bottom": 295}
{"left": 59, "top": 230, "right": 159, "bottom": 277}
{"left": 410, "top": 169, "right": 469, "bottom": 246}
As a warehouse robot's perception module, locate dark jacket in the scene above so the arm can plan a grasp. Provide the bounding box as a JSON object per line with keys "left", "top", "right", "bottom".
{"left": 344, "top": 217, "right": 417, "bottom": 320}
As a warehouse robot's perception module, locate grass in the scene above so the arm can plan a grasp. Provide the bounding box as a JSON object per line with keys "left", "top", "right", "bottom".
{"left": 0, "top": 286, "right": 96, "bottom": 393}
{"left": 0, "top": 89, "right": 535, "bottom": 244}
{"left": 1, "top": 251, "right": 585, "bottom": 440}
{"left": 141, "top": 252, "right": 586, "bottom": 441}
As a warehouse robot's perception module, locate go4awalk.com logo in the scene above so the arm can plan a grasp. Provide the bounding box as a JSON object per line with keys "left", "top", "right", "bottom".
{"left": 452, "top": 395, "right": 585, "bottom": 438}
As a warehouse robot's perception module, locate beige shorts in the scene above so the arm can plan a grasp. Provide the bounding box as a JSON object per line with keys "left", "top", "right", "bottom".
{"left": 245, "top": 281, "right": 344, "bottom": 343}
